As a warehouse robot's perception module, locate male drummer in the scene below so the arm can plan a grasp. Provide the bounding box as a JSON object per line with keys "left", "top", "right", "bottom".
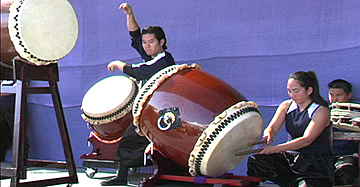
{"left": 328, "top": 79, "right": 359, "bottom": 186}
{"left": 101, "top": 3, "right": 176, "bottom": 186}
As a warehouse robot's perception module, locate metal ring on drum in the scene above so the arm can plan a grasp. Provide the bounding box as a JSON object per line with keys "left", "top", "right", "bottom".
{"left": 81, "top": 75, "right": 138, "bottom": 142}
{"left": 4, "top": 0, "right": 79, "bottom": 65}
{"left": 132, "top": 64, "right": 264, "bottom": 177}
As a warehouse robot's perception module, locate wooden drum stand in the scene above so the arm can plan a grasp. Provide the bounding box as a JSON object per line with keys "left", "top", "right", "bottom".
{"left": 0, "top": 57, "right": 78, "bottom": 186}
{"left": 139, "top": 149, "right": 262, "bottom": 187}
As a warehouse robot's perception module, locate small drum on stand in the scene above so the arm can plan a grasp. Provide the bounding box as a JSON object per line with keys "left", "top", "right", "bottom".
{"left": 80, "top": 75, "right": 138, "bottom": 174}
{"left": 4, "top": 0, "right": 79, "bottom": 66}
{"left": 331, "top": 102, "right": 360, "bottom": 132}
{"left": 1, "top": 1, "right": 79, "bottom": 185}
{"left": 133, "top": 64, "right": 264, "bottom": 178}
{"left": 81, "top": 75, "right": 138, "bottom": 143}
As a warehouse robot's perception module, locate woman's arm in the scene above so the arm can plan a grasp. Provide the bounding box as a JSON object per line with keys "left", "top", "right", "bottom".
{"left": 262, "top": 100, "right": 291, "bottom": 144}
{"left": 260, "top": 105, "right": 330, "bottom": 154}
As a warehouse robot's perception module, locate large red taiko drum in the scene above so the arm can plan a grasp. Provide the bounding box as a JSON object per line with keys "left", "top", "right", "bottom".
{"left": 132, "top": 64, "right": 264, "bottom": 177}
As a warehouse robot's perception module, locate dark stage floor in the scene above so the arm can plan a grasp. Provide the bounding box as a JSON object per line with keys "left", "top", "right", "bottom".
{"left": 0, "top": 163, "right": 280, "bottom": 187}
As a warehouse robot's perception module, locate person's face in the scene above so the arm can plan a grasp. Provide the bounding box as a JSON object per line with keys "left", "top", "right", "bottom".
{"left": 142, "top": 33, "right": 165, "bottom": 57}
{"left": 329, "top": 88, "right": 352, "bottom": 103}
{"left": 287, "top": 78, "right": 313, "bottom": 105}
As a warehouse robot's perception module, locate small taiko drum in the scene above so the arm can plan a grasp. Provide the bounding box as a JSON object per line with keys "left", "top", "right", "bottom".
{"left": 132, "top": 64, "right": 264, "bottom": 177}
{"left": 81, "top": 75, "right": 138, "bottom": 142}
{"left": 4, "top": 0, "right": 78, "bottom": 65}
{"left": 331, "top": 102, "right": 360, "bottom": 132}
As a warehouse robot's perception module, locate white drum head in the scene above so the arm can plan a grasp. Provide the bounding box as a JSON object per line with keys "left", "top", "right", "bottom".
{"left": 200, "top": 113, "right": 263, "bottom": 176}
{"left": 82, "top": 76, "right": 137, "bottom": 124}
{"left": 8, "top": 0, "right": 79, "bottom": 65}
{"left": 188, "top": 101, "right": 264, "bottom": 177}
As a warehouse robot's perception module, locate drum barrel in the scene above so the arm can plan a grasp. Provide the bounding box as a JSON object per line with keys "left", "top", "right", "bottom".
{"left": 137, "top": 66, "right": 248, "bottom": 168}
{"left": 88, "top": 112, "right": 133, "bottom": 141}
{"left": 1, "top": 0, "right": 17, "bottom": 65}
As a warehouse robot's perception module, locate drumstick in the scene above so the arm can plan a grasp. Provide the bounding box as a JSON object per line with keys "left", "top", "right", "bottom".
{"left": 235, "top": 148, "right": 263, "bottom": 156}
{"left": 236, "top": 140, "right": 267, "bottom": 156}
{"left": 247, "top": 140, "right": 267, "bottom": 146}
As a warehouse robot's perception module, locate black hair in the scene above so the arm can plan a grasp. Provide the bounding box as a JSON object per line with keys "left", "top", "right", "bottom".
{"left": 327, "top": 79, "right": 352, "bottom": 94}
{"left": 289, "top": 71, "right": 329, "bottom": 107}
{"left": 142, "top": 26, "right": 168, "bottom": 50}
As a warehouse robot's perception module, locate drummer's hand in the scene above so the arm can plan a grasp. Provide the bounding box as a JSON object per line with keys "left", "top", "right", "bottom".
{"left": 259, "top": 145, "right": 279, "bottom": 155}
{"left": 119, "top": 3, "right": 133, "bottom": 15}
{"left": 262, "top": 133, "right": 273, "bottom": 145}
{"left": 107, "top": 60, "right": 126, "bottom": 72}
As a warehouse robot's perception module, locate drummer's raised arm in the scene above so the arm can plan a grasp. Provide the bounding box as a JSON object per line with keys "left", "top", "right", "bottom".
{"left": 119, "top": 3, "right": 140, "bottom": 32}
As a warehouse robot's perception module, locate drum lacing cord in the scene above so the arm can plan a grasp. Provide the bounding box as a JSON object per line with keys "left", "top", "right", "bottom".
{"left": 193, "top": 106, "right": 261, "bottom": 176}
{"left": 83, "top": 85, "right": 138, "bottom": 121}
{"left": 133, "top": 66, "right": 177, "bottom": 116}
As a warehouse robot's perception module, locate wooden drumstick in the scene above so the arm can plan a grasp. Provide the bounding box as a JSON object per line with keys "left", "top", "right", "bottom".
{"left": 235, "top": 140, "right": 267, "bottom": 156}
{"left": 235, "top": 148, "right": 263, "bottom": 156}
{"left": 247, "top": 140, "right": 267, "bottom": 146}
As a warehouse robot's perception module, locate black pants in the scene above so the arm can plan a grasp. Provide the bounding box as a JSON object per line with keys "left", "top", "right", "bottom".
{"left": 247, "top": 152, "right": 334, "bottom": 187}
{"left": 115, "top": 124, "right": 150, "bottom": 168}
{"left": 334, "top": 155, "right": 359, "bottom": 185}
{"left": 0, "top": 95, "right": 15, "bottom": 161}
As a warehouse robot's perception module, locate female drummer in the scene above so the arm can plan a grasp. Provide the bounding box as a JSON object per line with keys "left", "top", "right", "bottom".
{"left": 247, "top": 71, "right": 334, "bottom": 187}
{"left": 101, "top": 3, "right": 175, "bottom": 186}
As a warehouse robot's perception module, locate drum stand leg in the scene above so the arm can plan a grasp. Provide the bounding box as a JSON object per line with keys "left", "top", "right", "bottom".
{"left": 80, "top": 132, "right": 120, "bottom": 175}
{"left": 140, "top": 150, "right": 262, "bottom": 187}
{"left": 80, "top": 132, "right": 121, "bottom": 161}
{"left": 0, "top": 57, "right": 78, "bottom": 187}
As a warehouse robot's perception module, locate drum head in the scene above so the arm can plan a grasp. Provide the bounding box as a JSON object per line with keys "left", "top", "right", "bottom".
{"left": 8, "top": 0, "right": 79, "bottom": 65}
{"left": 82, "top": 76, "right": 137, "bottom": 124}
{"left": 188, "top": 102, "right": 264, "bottom": 177}
{"left": 199, "top": 112, "right": 263, "bottom": 176}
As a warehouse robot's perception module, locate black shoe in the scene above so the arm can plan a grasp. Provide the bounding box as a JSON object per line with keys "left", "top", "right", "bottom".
{"left": 100, "top": 176, "right": 127, "bottom": 186}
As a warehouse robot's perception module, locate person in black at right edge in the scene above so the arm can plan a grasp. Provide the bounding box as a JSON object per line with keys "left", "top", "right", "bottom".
{"left": 328, "top": 79, "right": 359, "bottom": 186}
{"left": 101, "top": 2, "right": 175, "bottom": 186}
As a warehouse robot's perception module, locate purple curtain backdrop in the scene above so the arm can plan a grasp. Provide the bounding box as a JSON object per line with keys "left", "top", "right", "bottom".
{"left": 7, "top": 0, "right": 359, "bottom": 176}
